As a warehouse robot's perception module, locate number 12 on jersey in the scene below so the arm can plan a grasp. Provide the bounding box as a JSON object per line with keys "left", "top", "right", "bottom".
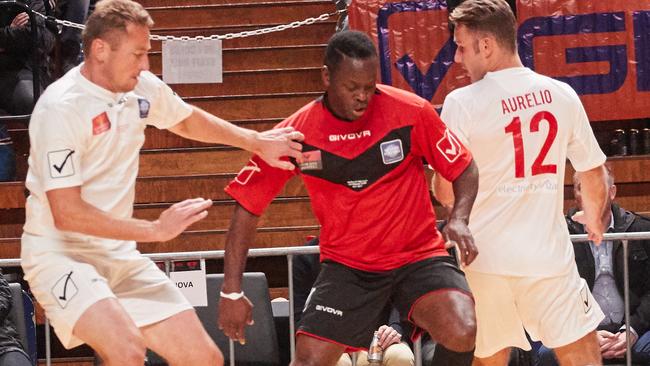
{"left": 504, "top": 111, "right": 558, "bottom": 178}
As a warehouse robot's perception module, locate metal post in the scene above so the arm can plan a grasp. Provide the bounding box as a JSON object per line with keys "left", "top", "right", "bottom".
{"left": 350, "top": 351, "right": 357, "bottom": 366}
{"left": 623, "top": 239, "right": 631, "bottom": 366}
{"left": 414, "top": 337, "right": 422, "bottom": 366}
{"left": 45, "top": 317, "right": 51, "bottom": 366}
{"left": 229, "top": 338, "right": 235, "bottom": 366}
{"left": 288, "top": 254, "right": 296, "bottom": 361}
{"left": 164, "top": 260, "right": 171, "bottom": 276}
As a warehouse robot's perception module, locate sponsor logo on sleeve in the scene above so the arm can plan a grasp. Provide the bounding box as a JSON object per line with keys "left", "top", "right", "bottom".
{"left": 138, "top": 98, "right": 150, "bottom": 118}
{"left": 380, "top": 139, "right": 404, "bottom": 165}
{"left": 436, "top": 129, "right": 462, "bottom": 163}
{"left": 92, "top": 112, "right": 111, "bottom": 135}
{"left": 51, "top": 270, "right": 78, "bottom": 309}
{"left": 234, "top": 160, "right": 261, "bottom": 185}
{"left": 298, "top": 150, "right": 323, "bottom": 171}
{"left": 48, "top": 149, "right": 75, "bottom": 178}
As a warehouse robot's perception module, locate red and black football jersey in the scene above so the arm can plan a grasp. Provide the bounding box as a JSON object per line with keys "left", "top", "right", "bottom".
{"left": 226, "top": 84, "right": 472, "bottom": 272}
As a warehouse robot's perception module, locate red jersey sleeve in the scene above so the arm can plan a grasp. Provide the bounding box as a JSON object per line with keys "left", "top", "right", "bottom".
{"left": 411, "top": 101, "right": 473, "bottom": 182}
{"left": 224, "top": 155, "right": 296, "bottom": 216}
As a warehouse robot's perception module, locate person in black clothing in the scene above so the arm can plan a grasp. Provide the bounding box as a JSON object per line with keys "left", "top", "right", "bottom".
{"left": 0, "top": 0, "right": 55, "bottom": 182}
{"left": 0, "top": 271, "right": 31, "bottom": 366}
{"left": 0, "top": 0, "right": 55, "bottom": 115}
{"left": 535, "top": 167, "right": 650, "bottom": 365}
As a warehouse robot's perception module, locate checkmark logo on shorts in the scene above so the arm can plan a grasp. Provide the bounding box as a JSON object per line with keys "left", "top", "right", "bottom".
{"left": 51, "top": 270, "right": 78, "bottom": 309}
{"left": 59, "top": 271, "right": 73, "bottom": 301}
{"left": 48, "top": 149, "right": 75, "bottom": 178}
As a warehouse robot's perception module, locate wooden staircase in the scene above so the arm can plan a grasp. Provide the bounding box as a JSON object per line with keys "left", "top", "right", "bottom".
{"left": 0, "top": 0, "right": 649, "bottom": 364}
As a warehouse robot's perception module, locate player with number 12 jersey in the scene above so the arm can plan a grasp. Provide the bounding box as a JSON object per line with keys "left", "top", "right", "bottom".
{"left": 441, "top": 67, "right": 606, "bottom": 277}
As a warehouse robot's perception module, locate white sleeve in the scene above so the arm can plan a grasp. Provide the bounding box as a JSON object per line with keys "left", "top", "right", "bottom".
{"left": 137, "top": 71, "right": 193, "bottom": 129}
{"left": 29, "top": 104, "right": 87, "bottom": 192}
{"left": 565, "top": 89, "right": 606, "bottom": 172}
{"left": 440, "top": 93, "right": 471, "bottom": 146}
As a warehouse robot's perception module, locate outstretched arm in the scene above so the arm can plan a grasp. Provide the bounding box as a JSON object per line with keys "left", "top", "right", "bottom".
{"left": 436, "top": 161, "right": 479, "bottom": 266}
{"left": 218, "top": 204, "right": 260, "bottom": 344}
{"left": 169, "top": 106, "right": 304, "bottom": 171}
{"left": 573, "top": 164, "right": 607, "bottom": 244}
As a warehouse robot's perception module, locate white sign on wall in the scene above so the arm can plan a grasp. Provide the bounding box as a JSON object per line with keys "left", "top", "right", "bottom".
{"left": 162, "top": 39, "right": 223, "bottom": 84}
{"left": 169, "top": 259, "right": 208, "bottom": 307}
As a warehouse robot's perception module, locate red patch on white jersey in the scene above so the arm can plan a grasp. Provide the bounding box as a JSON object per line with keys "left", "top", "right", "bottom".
{"left": 436, "top": 129, "right": 462, "bottom": 163}
{"left": 92, "top": 112, "right": 111, "bottom": 135}
{"left": 234, "top": 160, "right": 261, "bottom": 185}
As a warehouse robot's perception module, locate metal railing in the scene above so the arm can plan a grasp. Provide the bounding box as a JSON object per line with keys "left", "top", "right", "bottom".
{"left": 1, "top": 231, "right": 650, "bottom": 365}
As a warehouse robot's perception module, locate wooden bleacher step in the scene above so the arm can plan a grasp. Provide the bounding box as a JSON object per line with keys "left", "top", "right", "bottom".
{"left": 148, "top": 45, "right": 326, "bottom": 74}
{"left": 146, "top": 1, "right": 335, "bottom": 30}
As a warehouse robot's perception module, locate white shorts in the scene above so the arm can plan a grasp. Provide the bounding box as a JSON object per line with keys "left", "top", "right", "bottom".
{"left": 21, "top": 233, "right": 192, "bottom": 349}
{"left": 464, "top": 266, "right": 604, "bottom": 358}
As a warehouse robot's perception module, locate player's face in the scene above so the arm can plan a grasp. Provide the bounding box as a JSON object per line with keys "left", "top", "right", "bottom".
{"left": 453, "top": 24, "right": 488, "bottom": 83}
{"left": 105, "top": 23, "right": 151, "bottom": 92}
{"left": 323, "top": 56, "right": 378, "bottom": 121}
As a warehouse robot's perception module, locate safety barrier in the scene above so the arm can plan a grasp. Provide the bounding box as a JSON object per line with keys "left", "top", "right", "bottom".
{"left": 1, "top": 231, "right": 650, "bottom": 365}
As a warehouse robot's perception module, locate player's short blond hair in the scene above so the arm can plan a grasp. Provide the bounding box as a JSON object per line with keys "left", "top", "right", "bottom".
{"left": 449, "top": 0, "right": 517, "bottom": 53}
{"left": 82, "top": 0, "right": 154, "bottom": 56}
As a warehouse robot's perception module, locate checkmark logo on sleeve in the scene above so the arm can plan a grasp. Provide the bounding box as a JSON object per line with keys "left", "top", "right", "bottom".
{"left": 48, "top": 149, "right": 76, "bottom": 178}
{"left": 53, "top": 150, "right": 75, "bottom": 173}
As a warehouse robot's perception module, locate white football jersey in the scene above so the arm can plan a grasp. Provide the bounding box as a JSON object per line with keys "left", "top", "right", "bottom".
{"left": 23, "top": 66, "right": 193, "bottom": 244}
{"left": 441, "top": 67, "right": 606, "bottom": 276}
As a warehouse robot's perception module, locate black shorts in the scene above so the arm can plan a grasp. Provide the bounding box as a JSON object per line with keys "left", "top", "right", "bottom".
{"left": 296, "top": 255, "right": 472, "bottom": 350}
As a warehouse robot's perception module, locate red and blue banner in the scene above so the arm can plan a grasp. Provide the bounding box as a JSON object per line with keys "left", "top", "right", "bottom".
{"left": 349, "top": 0, "right": 650, "bottom": 121}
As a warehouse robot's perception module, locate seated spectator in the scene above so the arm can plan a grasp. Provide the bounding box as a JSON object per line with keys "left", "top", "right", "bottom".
{"left": 535, "top": 167, "right": 650, "bottom": 365}
{"left": 0, "top": 0, "right": 55, "bottom": 115}
{"left": 0, "top": 270, "right": 32, "bottom": 366}
{"left": 293, "top": 237, "right": 415, "bottom": 366}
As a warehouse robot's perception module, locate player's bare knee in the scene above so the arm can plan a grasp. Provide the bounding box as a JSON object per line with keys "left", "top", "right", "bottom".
{"left": 442, "top": 317, "right": 476, "bottom": 351}
{"left": 199, "top": 342, "right": 223, "bottom": 366}
{"left": 101, "top": 339, "right": 146, "bottom": 366}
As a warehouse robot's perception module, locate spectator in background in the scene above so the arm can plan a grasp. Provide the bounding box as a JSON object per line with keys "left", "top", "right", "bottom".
{"left": 535, "top": 168, "right": 650, "bottom": 365}
{"left": 0, "top": 271, "right": 31, "bottom": 366}
{"left": 0, "top": 0, "right": 55, "bottom": 115}
{"left": 293, "top": 238, "right": 415, "bottom": 366}
{"left": 0, "top": 0, "right": 55, "bottom": 182}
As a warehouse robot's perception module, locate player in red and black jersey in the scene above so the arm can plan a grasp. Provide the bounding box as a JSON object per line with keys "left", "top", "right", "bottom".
{"left": 218, "top": 31, "right": 480, "bottom": 366}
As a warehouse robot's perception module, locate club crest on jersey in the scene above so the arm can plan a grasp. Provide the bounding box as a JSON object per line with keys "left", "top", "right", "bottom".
{"left": 380, "top": 139, "right": 404, "bottom": 165}
{"left": 138, "top": 98, "right": 150, "bottom": 118}
{"left": 234, "top": 160, "right": 261, "bottom": 185}
{"left": 92, "top": 112, "right": 111, "bottom": 135}
{"left": 436, "top": 129, "right": 462, "bottom": 163}
{"left": 299, "top": 150, "right": 323, "bottom": 171}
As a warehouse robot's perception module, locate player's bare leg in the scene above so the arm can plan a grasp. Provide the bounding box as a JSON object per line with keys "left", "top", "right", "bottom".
{"left": 472, "top": 348, "right": 510, "bottom": 366}
{"left": 73, "top": 298, "right": 146, "bottom": 366}
{"left": 553, "top": 331, "right": 602, "bottom": 366}
{"left": 292, "top": 333, "right": 347, "bottom": 366}
{"left": 142, "top": 309, "right": 223, "bottom": 366}
{"left": 412, "top": 290, "right": 476, "bottom": 365}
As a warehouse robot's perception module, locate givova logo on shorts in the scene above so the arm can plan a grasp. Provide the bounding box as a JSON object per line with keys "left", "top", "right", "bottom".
{"left": 315, "top": 304, "right": 343, "bottom": 317}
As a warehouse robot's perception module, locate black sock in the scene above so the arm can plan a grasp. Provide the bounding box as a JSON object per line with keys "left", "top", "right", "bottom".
{"left": 430, "top": 344, "right": 475, "bottom": 366}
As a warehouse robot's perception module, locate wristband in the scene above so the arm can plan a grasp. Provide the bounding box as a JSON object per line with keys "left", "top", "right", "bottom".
{"left": 220, "top": 290, "right": 245, "bottom": 300}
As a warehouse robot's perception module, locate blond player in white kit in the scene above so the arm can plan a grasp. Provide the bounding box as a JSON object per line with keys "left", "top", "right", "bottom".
{"left": 20, "top": 1, "right": 303, "bottom": 365}
{"left": 435, "top": 0, "right": 610, "bottom": 365}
